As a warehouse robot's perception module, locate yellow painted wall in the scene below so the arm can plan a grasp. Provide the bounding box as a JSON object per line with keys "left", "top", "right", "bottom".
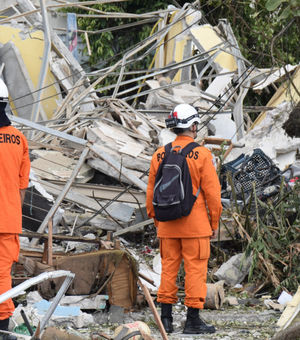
{"left": 190, "top": 25, "right": 237, "bottom": 72}
{"left": 0, "top": 25, "right": 59, "bottom": 119}
{"left": 164, "top": 20, "right": 185, "bottom": 81}
{"left": 160, "top": 14, "right": 237, "bottom": 83}
{"left": 252, "top": 66, "right": 300, "bottom": 128}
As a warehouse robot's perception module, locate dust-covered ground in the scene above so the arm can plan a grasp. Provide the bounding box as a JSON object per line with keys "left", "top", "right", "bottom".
{"left": 89, "top": 301, "right": 280, "bottom": 340}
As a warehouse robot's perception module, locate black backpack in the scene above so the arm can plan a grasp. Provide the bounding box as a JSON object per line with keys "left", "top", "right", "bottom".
{"left": 152, "top": 142, "right": 201, "bottom": 222}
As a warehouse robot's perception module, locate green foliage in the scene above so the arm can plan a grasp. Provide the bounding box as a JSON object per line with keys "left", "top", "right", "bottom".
{"left": 266, "top": 0, "right": 300, "bottom": 20}
{"left": 236, "top": 181, "right": 300, "bottom": 294}
{"left": 266, "top": 0, "right": 289, "bottom": 11}
{"left": 201, "top": 0, "right": 300, "bottom": 117}
{"left": 59, "top": 0, "right": 168, "bottom": 92}
{"left": 203, "top": 0, "right": 300, "bottom": 68}
{"left": 58, "top": 0, "right": 300, "bottom": 106}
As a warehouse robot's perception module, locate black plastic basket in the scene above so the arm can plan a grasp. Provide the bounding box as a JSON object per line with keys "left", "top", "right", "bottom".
{"left": 220, "top": 153, "right": 246, "bottom": 193}
{"left": 232, "top": 148, "right": 281, "bottom": 199}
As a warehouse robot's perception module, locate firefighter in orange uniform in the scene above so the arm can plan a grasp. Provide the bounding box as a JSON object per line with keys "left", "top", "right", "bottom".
{"left": 146, "top": 104, "right": 222, "bottom": 334}
{"left": 0, "top": 79, "right": 30, "bottom": 339}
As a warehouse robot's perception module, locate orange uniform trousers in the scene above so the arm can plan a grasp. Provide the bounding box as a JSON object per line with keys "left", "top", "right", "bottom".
{"left": 0, "top": 234, "right": 20, "bottom": 320}
{"left": 157, "top": 237, "right": 210, "bottom": 309}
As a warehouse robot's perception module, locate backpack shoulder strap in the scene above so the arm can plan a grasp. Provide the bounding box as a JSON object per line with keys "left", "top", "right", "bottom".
{"left": 181, "top": 142, "right": 200, "bottom": 157}
{"left": 164, "top": 142, "right": 172, "bottom": 155}
{"left": 181, "top": 142, "right": 202, "bottom": 200}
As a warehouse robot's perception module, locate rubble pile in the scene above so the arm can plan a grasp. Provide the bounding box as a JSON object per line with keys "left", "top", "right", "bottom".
{"left": 1, "top": 0, "right": 300, "bottom": 339}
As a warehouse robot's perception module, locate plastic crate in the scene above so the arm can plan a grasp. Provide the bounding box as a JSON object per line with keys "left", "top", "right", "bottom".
{"left": 220, "top": 154, "right": 246, "bottom": 192}
{"left": 232, "top": 149, "right": 281, "bottom": 199}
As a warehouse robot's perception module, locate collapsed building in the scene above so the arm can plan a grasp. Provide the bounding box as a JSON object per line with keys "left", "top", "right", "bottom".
{"left": 1, "top": 0, "right": 300, "bottom": 339}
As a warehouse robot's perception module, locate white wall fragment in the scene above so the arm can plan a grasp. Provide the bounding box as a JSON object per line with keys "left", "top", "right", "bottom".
{"left": 225, "top": 102, "right": 300, "bottom": 171}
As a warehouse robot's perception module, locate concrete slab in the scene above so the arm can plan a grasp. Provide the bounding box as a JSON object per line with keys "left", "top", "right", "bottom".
{"left": 58, "top": 295, "right": 109, "bottom": 310}
{"left": 213, "top": 253, "right": 253, "bottom": 286}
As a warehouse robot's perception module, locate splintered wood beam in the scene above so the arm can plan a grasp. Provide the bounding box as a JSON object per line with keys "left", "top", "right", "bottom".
{"left": 102, "top": 218, "right": 154, "bottom": 239}
{"left": 20, "top": 232, "right": 101, "bottom": 244}
{"left": 47, "top": 219, "right": 53, "bottom": 266}
{"left": 85, "top": 32, "right": 92, "bottom": 56}
{"left": 138, "top": 272, "right": 156, "bottom": 287}
{"left": 138, "top": 279, "right": 169, "bottom": 340}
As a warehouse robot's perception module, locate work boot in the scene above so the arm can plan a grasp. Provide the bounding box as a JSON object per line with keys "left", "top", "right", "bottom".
{"left": 0, "top": 319, "right": 17, "bottom": 340}
{"left": 183, "top": 307, "right": 215, "bottom": 334}
{"left": 161, "top": 303, "right": 174, "bottom": 333}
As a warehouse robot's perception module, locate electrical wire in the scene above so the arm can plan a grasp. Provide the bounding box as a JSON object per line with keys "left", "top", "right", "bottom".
{"left": 73, "top": 168, "right": 150, "bottom": 231}
{"left": 198, "top": 17, "right": 297, "bottom": 134}
{"left": 5, "top": 0, "right": 225, "bottom": 113}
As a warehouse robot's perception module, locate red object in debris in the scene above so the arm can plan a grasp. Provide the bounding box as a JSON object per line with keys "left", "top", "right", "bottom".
{"left": 140, "top": 246, "right": 152, "bottom": 254}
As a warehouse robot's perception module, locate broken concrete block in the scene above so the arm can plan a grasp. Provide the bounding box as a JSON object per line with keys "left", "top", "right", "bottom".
{"left": 264, "top": 299, "right": 285, "bottom": 312}
{"left": 109, "top": 305, "right": 124, "bottom": 324}
{"left": 41, "top": 327, "right": 86, "bottom": 340}
{"left": 58, "top": 295, "right": 109, "bottom": 310}
{"left": 213, "top": 253, "right": 253, "bottom": 286}
{"left": 225, "top": 296, "right": 239, "bottom": 306}
{"left": 24, "top": 291, "right": 43, "bottom": 308}
{"left": 158, "top": 128, "right": 176, "bottom": 146}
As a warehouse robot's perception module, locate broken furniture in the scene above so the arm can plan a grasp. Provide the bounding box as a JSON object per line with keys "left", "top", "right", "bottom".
{"left": 0, "top": 271, "right": 75, "bottom": 339}
{"left": 18, "top": 247, "right": 138, "bottom": 310}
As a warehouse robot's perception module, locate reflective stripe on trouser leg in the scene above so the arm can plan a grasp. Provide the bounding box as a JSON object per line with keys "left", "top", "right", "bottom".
{"left": 0, "top": 234, "right": 20, "bottom": 320}
{"left": 182, "top": 237, "right": 210, "bottom": 309}
{"left": 157, "top": 238, "right": 183, "bottom": 305}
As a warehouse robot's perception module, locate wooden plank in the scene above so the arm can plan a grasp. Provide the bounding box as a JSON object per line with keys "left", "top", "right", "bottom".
{"left": 101, "top": 117, "right": 152, "bottom": 143}
{"left": 28, "top": 140, "right": 74, "bottom": 153}
{"left": 47, "top": 219, "right": 53, "bottom": 266}
{"left": 138, "top": 272, "right": 155, "bottom": 287}
{"left": 47, "top": 180, "right": 146, "bottom": 204}
{"left": 9, "top": 115, "right": 87, "bottom": 151}
{"left": 20, "top": 232, "right": 101, "bottom": 244}
{"left": 103, "top": 219, "right": 154, "bottom": 239}
{"left": 116, "top": 99, "right": 161, "bottom": 133}
{"left": 30, "top": 147, "right": 90, "bottom": 246}
{"left": 85, "top": 32, "right": 92, "bottom": 56}
{"left": 38, "top": 179, "right": 135, "bottom": 222}
{"left": 138, "top": 279, "right": 169, "bottom": 340}
{"left": 118, "top": 142, "right": 144, "bottom": 158}
{"left": 200, "top": 137, "right": 233, "bottom": 169}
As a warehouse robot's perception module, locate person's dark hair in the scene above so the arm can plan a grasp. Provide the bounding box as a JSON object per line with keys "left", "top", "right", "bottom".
{"left": 172, "top": 127, "right": 186, "bottom": 135}
{"left": 0, "top": 102, "right": 11, "bottom": 128}
{"left": 172, "top": 123, "right": 197, "bottom": 135}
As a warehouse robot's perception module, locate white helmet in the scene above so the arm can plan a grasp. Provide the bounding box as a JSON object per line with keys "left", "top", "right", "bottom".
{"left": 0, "top": 78, "right": 9, "bottom": 102}
{"left": 166, "top": 104, "right": 200, "bottom": 129}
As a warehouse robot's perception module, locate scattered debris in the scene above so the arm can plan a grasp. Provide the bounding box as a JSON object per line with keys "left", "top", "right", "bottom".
{"left": 1, "top": 0, "right": 300, "bottom": 339}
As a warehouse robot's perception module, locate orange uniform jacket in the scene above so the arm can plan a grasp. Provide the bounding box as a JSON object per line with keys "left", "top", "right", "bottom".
{"left": 0, "top": 126, "right": 30, "bottom": 233}
{"left": 146, "top": 135, "right": 222, "bottom": 238}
